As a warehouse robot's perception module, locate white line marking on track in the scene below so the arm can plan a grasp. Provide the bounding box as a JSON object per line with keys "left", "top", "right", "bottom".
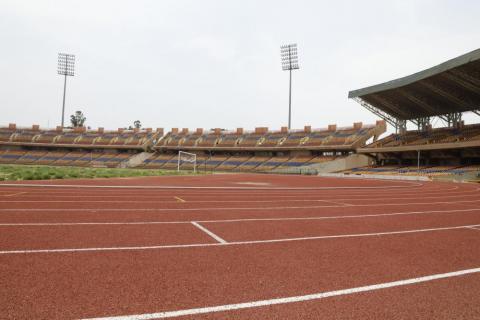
{"left": 82, "top": 266, "right": 480, "bottom": 320}
{"left": 467, "top": 226, "right": 480, "bottom": 231}
{"left": 2, "top": 192, "right": 27, "bottom": 197}
{"left": 1, "top": 208, "right": 479, "bottom": 226}
{"left": 191, "top": 221, "right": 227, "bottom": 244}
{"left": 1, "top": 224, "right": 478, "bottom": 255}
{"left": 173, "top": 196, "right": 186, "bottom": 203}
{"left": 0, "top": 181, "right": 423, "bottom": 190}
{"left": 2, "top": 198, "right": 480, "bottom": 212}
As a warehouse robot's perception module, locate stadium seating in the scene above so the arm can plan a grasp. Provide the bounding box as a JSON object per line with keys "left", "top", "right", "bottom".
{"left": 15, "top": 150, "right": 48, "bottom": 164}
{"left": 215, "top": 155, "right": 253, "bottom": 171}
{"left": 366, "top": 124, "right": 480, "bottom": 149}
{"left": 254, "top": 156, "right": 290, "bottom": 171}
{"left": 216, "top": 134, "right": 240, "bottom": 147}
{"left": 274, "top": 156, "right": 315, "bottom": 169}
{"left": 0, "top": 150, "right": 27, "bottom": 163}
{"left": 341, "top": 165, "right": 480, "bottom": 177}
{"left": 235, "top": 156, "right": 272, "bottom": 171}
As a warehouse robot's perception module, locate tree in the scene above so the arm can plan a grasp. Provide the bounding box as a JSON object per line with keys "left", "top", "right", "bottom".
{"left": 133, "top": 120, "right": 141, "bottom": 129}
{"left": 70, "top": 110, "right": 86, "bottom": 127}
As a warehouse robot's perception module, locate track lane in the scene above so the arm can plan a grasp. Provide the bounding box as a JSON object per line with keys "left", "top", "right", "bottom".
{"left": 1, "top": 229, "right": 479, "bottom": 319}
{"left": 0, "top": 223, "right": 217, "bottom": 250}
{"left": 1, "top": 201, "right": 480, "bottom": 224}
{"left": 181, "top": 272, "right": 480, "bottom": 320}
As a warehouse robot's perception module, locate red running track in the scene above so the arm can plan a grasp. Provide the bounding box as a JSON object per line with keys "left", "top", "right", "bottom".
{"left": 0, "top": 174, "right": 480, "bottom": 319}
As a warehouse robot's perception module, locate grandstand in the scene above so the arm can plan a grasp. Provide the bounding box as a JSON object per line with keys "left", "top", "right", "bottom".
{"left": 0, "top": 121, "right": 385, "bottom": 173}
{"left": 345, "top": 48, "right": 480, "bottom": 179}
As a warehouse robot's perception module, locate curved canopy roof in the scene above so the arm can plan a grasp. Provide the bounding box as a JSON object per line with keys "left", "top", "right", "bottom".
{"left": 348, "top": 49, "right": 480, "bottom": 120}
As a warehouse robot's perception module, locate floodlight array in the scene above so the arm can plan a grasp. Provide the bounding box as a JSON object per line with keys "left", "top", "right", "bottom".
{"left": 58, "top": 53, "right": 75, "bottom": 76}
{"left": 280, "top": 44, "right": 299, "bottom": 71}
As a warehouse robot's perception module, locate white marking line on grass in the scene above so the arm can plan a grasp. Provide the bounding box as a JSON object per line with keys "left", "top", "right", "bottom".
{"left": 2, "top": 208, "right": 479, "bottom": 226}
{"left": 1, "top": 224, "right": 479, "bottom": 255}
{"left": 82, "top": 267, "right": 480, "bottom": 320}
{"left": 191, "top": 221, "right": 227, "bottom": 244}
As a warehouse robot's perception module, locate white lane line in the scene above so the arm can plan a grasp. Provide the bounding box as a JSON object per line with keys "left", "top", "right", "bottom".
{"left": 2, "top": 191, "right": 477, "bottom": 203}
{"left": 2, "top": 198, "right": 480, "bottom": 212}
{"left": 2, "top": 192, "right": 27, "bottom": 197}
{"left": 0, "top": 184, "right": 463, "bottom": 197}
{"left": 191, "top": 222, "right": 227, "bottom": 244}
{"left": 0, "top": 182, "right": 422, "bottom": 190}
{"left": 1, "top": 208, "right": 479, "bottom": 226}
{"left": 0, "top": 224, "right": 478, "bottom": 255}
{"left": 82, "top": 267, "right": 480, "bottom": 320}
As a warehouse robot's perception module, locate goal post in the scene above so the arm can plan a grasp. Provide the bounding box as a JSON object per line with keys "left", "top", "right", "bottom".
{"left": 177, "top": 151, "right": 197, "bottom": 173}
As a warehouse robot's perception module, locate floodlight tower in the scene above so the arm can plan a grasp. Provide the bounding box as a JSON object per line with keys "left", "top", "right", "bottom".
{"left": 281, "top": 44, "right": 299, "bottom": 130}
{"left": 57, "top": 53, "right": 75, "bottom": 128}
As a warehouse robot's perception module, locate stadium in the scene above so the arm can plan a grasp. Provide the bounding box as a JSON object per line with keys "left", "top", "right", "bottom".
{"left": 1, "top": 2, "right": 480, "bottom": 319}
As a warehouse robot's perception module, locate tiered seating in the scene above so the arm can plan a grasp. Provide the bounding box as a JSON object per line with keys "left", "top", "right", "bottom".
{"left": 12, "top": 131, "right": 37, "bottom": 143}
{"left": 124, "top": 132, "right": 156, "bottom": 146}
{"left": 259, "top": 132, "right": 288, "bottom": 147}
{"left": 254, "top": 156, "right": 289, "bottom": 171}
{"left": 235, "top": 156, "right": 272, "bottom": 171}
{"left": 215, "top": 155, "right": 253, "bottom": 171}
{"left": 275, "top": 156, "right": 314, "bottom": 169}
{"left": 36, "top": 151, "right": 69, "bottom": 165}
{"left": 216, "top": 134, "right": 240, "bottom": 147}
{"left": 0, "top": 150, "right": 27, "bottom": 163}
{"left": 197, "top": 135, "right": 220, "bottom": 147}
{"left": 280, "top": 132, "right": 308, "bottom": 147}
{"left": 181, "top": 134, "right": 202, "bottom": 147}
{"left": 55, "top": 132, "right": 80, "bottom": 145}
{"left": 0, "top": 130, "right": 13, "bottom": 142}
{"left": 51, "top": 151, "right": 83, "bottom": 166}
{"left": 342, "top": 165, "right": 480, "bottom": 177}
{"left": 15, "top": 151, "right": 48, "bottom": 164}
{"left": 202, "top": 155, "right": 229, "bottom": 170}
{"left": 142, "top": 154, "right": 176, "bottom": 169}
{"left": 238, "top": 134, "right": 263, "bottom": 147}
{"left": 34, "top": 131, "right": 59, "bottom": 144}
{"left": 0, "top": 125, "right": 160, "bottom": 148}
{"left": 95, "top": 133, "right": 117, "bottom": 145}
{"left": 76, "top": 133, "right": 101, "bottom": 145}
{"left": 93, "top": 153, "right": 131, "bottom": 168}
{"left": 302, "top": 131, "right": 332, "bottom": 146}
{"left": 70, "top": 153, "right": 103, "bottom": 167}
{"left": 163, "top": 133, "right": 187, "bottom": 147}
{"left": 367, "top": 124, "right": 480, "bottom": 149}
{"left": 307, "top": 156, "right": 336, "bottom": 164}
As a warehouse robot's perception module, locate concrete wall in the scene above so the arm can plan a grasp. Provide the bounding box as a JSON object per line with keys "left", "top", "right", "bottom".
{"left": 309, "top": 154, "right": 373, "bottom": 174}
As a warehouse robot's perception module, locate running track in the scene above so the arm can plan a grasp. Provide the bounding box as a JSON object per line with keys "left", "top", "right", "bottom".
{"left": 0, "top": 174, "right": 479, "bottom": 319}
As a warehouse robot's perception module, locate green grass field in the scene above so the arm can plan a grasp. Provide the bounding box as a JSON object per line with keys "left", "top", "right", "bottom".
{"left": 0, "top": 164, "right": 197, "bottom": 181}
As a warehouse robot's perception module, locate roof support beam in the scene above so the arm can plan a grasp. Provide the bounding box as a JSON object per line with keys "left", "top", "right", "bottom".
{"left": 418, "top": 80, "right": 473, "bottom": 111}
{"left": 397, "top": 88, "right": 439, "bottom": 115}
{"left": 450, "top": 69, "right": 480, "bottom": 88}
{"left": 369, "top": 94, "right": 410, "bottom": 119}
{"left": 352, "top": 97, "right": 398, "bottom": 127}
{"left": 442, "top": 72, "right": 480, "bottom": 96}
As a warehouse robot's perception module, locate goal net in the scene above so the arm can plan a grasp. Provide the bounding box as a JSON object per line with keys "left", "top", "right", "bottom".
{"left": 177, "top": 151, "right": 197, "bottom": 173}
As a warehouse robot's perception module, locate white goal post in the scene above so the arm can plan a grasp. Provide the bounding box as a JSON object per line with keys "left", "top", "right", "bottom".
{"left": 177, "top": 151, "right": 197, "bottom": 173}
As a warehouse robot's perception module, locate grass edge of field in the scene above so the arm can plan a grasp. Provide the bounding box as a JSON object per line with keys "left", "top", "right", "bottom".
{"left": 0, "top": 164, "right": 202, "bottom": 181}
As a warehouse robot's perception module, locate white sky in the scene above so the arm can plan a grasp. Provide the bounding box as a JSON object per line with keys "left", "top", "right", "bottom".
{"left": 1, "top": 0, "right": 479, "bottom": 133}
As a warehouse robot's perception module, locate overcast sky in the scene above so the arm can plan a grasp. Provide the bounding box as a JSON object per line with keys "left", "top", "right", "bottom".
{"left": 1, "top": 0, "right": 479, "bottom": 133}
